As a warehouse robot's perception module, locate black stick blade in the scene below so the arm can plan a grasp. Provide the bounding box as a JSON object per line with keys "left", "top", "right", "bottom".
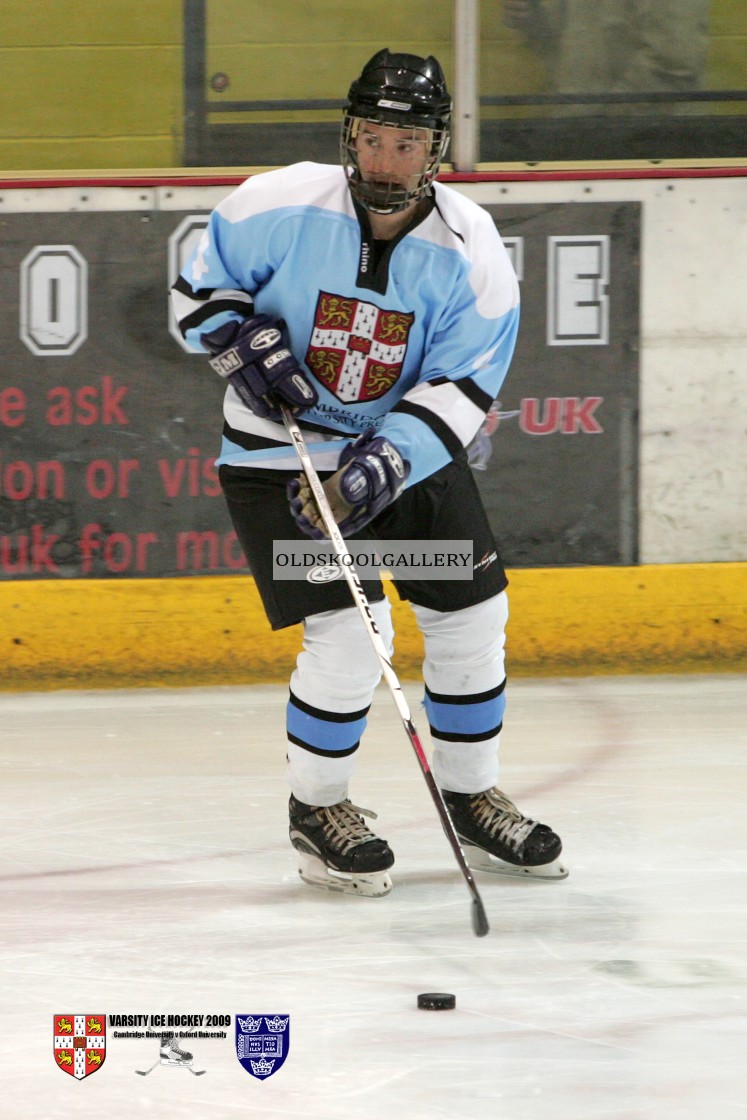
{"left": 471, "top": 897, "right": 490, "bottom": 937}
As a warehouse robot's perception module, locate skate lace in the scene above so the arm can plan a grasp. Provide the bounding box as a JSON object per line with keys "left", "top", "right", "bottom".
{"left": 163, "top": 1037, "right": 189, "bottom": 1057}
{"left": 473, "top": 788, "right": 538, "bottom": 852}
{"left": 319, "top": 801, "right": 380, "bottom": 856}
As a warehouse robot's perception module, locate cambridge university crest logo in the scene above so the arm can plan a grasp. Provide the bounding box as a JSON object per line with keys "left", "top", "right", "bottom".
{"left": 53, "top": 1014, "right": 106, "bottom": 1079}
{"left": 306, "top": 291, "right": 414, "bottom": 404}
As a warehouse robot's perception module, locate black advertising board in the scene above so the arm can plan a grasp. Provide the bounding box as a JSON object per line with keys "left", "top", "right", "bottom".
{"left": 0, "top": 200, "right": 639, "bottom": 580}
{"left": 475, "top": 202, "right": 640, "bottom": 566}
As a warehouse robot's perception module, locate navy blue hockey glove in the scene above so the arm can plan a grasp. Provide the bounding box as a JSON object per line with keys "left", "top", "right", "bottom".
{"left": 288, "top": 430, "right": 410, "bottom": 539}
{"left": 202, "top": 314, "right": 318, "bottom": 421}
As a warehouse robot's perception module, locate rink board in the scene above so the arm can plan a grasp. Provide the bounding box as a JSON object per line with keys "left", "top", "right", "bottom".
{"left": 0, "top": 193, "right": 638, "bottom": 578}
{"left": 2, "top": 562, "right": 746, "bottom": 690}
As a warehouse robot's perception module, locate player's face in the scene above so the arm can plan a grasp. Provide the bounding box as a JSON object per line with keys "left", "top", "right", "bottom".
{"left": 354, "top": 121, "right": 432, "bottom": 193}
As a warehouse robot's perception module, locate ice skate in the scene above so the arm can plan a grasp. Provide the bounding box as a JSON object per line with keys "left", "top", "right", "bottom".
{"left": 289, "top": 795, "right": 395, "bottom": 897}
{"left": 137, "top": 1034, "right": 205, "bottom": 1076}
{"left": 159, "top": 1035, "right": 205, "bottom": 1074}
{"left": 442, "top": 787, "right": 568, "bottom": 880}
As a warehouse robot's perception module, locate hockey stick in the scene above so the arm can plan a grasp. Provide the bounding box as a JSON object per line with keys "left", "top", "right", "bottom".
{"left": 136, "top": 1060, "right": 206, "bottom": 1076}
{"left": 135, "top": 1060, "right": 159, "bottom": 1076}
{"left": 279, "top": 404, "right": 489, "bottom": 938}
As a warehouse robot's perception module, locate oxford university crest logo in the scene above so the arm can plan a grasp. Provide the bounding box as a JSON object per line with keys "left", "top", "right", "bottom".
{"left": 306, "top": 291, "right": 414, "bottom": 404}
{"left": 235, "top": 1014, "right": 290, "bottom": 1080}
{"left": 53, "top": 1014, "right": 106, "bottom": 1079}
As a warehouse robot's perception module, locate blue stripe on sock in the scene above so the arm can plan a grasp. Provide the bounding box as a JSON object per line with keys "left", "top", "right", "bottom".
{"left": 424, "top": 689, "right": 506, "bottom": 738}
{"left": 287, "top": 696, "right": 368, "bottom": 754}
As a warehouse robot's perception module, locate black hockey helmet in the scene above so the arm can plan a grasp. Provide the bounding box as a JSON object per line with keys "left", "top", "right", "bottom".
{"left": 341, "top": 49, "right": 452, "bottom": 214}
{"left": 345, "top": 49, "right": 452, "bottom": 131}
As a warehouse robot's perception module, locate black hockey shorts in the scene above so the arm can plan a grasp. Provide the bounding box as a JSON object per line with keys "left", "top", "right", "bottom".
{"left": 219, "top": 452, "right": 508, "bottom": 630}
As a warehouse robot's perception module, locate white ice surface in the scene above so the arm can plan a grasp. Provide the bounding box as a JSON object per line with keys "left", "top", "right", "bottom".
{"left": 1, "top": 674, "right": 746, "bottom": 1119}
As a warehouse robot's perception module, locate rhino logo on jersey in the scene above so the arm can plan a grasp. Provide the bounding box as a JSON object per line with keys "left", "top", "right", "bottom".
{"left": 306, "top": 291, "right": 414, "bottom": 404}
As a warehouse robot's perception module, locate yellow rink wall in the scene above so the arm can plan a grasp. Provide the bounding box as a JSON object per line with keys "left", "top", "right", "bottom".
{"left": 2, "top": 563, "right": 745, "bottom": 692}
{"left": 0, "top": 0, "right": 745, "bottom": 170}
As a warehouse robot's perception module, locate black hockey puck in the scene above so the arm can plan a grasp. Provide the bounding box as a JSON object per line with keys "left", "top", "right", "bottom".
{"left": 417, "top": 992, "right": 456, "bottom": 1010}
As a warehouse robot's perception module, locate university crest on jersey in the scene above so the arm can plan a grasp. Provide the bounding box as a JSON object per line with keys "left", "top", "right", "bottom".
{"left": 235, "top": 1014, "right": 290, "bottom": 1080}
{"left": 306, "top": 291, "right": 414, "bottom": 403}
{"left": 53, "top": 1014, "right": 106, "bottom": 1079}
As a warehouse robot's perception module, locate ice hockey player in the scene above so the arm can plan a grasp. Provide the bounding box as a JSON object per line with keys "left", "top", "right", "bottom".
{"left": 171, "top": 49, "right": 567, "bottom": 897}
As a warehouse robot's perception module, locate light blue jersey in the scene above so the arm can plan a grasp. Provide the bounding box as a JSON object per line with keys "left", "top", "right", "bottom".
{"left": 172, "top": 162, "right": 520, "bottom": 488}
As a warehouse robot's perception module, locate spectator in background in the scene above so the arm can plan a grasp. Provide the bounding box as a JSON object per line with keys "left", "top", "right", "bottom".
{"left": 503, "top": 0, "right": 710, "bottom": 113}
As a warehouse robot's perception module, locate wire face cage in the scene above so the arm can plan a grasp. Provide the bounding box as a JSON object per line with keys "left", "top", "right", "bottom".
{"left": 340, "top": 114, "right": 450, "bottom": 214}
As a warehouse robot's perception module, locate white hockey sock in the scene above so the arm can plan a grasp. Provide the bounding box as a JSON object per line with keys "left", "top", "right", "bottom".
{"left": 413, "top": 592, "right": 509, "bottom": 793}
{"left": 286, "top": 599, "right": 394, "bottom": 805}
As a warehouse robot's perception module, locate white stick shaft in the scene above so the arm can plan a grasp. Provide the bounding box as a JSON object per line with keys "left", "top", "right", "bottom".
{"left": 279, "top": 405, "right": 490, "bottom": 937}
{"left": 280, "top": 407, "right": 412, "bottom": 722}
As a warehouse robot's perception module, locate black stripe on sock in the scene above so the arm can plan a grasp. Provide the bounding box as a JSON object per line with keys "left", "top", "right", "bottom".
{"left": 289, "top": 691, "right": 370, "bottom": 723}
{"left": 425, "top": 679, "right": 506, "bottom": 706}
{"left": 428, "top": 722, "right": 503, "bottom": 743}
{"left": 287, "top": 733, "right": 360, "bottom": 757}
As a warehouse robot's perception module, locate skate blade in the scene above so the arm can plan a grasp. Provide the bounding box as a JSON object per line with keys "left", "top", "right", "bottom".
{"left": 463, "top": 843, "right": 569, "bottom": 881}
{"left": 297, "top": 852, "right": 392, "bottom": 898}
